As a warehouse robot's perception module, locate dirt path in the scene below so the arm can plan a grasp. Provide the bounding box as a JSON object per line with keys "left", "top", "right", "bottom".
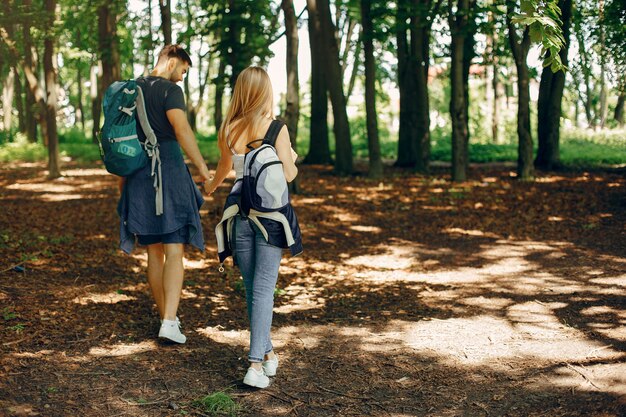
{"left": 1, "top": 162, "right": 625, "bottom": 416}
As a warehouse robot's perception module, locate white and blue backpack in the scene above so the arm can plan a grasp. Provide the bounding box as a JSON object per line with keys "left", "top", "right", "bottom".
{"left": 240, "top": 120, "right": 289, "bottom": 215}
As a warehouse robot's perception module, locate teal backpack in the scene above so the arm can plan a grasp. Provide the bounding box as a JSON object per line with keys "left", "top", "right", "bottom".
{"left": 98, "top": 80, "right": 163, "bottom": 215}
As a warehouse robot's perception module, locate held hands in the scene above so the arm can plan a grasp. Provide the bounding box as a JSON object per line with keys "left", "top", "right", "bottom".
{"left": 199, "top": 167, "right": 215, "bottom": 196}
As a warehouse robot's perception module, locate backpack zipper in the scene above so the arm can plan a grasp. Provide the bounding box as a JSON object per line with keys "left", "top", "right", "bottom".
{"left": 109, "top": 134, "right": 138, "bottom": 143}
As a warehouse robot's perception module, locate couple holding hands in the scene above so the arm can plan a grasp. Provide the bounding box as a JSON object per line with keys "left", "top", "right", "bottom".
{"left": 116, "top": 45, "right": 302, "bottom": 389}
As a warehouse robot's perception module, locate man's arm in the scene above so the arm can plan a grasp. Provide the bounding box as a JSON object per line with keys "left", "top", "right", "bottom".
{"left": 166, "top": 108, "right": 212, "bottom": 186}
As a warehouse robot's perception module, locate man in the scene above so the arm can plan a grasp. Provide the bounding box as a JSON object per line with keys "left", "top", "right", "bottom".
{"left": 118, "top": 45, "right": 212, "bottom": 343}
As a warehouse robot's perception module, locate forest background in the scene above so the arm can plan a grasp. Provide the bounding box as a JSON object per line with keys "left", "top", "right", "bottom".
{"left": 0, "top": 0, "right": 624, "bottom": 179}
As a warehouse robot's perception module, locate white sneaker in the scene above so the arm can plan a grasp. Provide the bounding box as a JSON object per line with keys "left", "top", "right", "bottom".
{"left": 158, "top": 319, "right": 186, "bottom": 344}
{"left": 160, "top": 316, "right": 181, "bottom": 326}
{"left": 262, "top": 354, "right": 279, "bottom": 377}
{"left": 243, "top": 367, "right": 270, "bottom": 388}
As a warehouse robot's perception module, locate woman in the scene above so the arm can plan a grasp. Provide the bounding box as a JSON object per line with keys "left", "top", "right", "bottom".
{"left": 205, "top": 67, "right": 302, "bottom": 388}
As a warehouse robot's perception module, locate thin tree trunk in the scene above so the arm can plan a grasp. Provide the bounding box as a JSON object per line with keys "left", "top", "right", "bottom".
{"left": 317, "top": 0, "right": 353, "bottom": 175}
{"left": 395, "top": 0, "right": 417, "bottom": 168}
{"left": 492, "top": 61, "right": 499, "bottom": 143}
{"left": 94, "top": 2, "right": 121, "bottom": 141}
{"left": 2, "top": 71, "right": 14, "bottom": 135}
{"left": 304, "top": 0, "right": 332, "bottom": 165}
{"left": 144, "top": 0, "right": 154, "bottom": 74}
{"left": 346, "top": 29, "right": 362, "bottom": 101}
{"left": 76, "top": 67, "right": 85, "bottom": 132}
{"left": 536, "top": 0, "right": 571, "bottom": 170}
{"left": 22, "top": 0, "right": 38, "bottom": 142}
{"left": 449, "top": 0, "right": 470, "bottom": 182}
{"left": 507, "top": 2, "right": 533, "bottom": 180}
{"left": 14, "top": 68, "right": 25, "bottom": 133}
{"left": 573, "top": 19, "right": 594, "bottom": 128}
{"left": 281, "top": 0, "right": 301, "bottom": 192}
{"left": 76, "top": 27, "right": 85, "bottom": 132}
{"left": 90, "top": 64, "right": 100, "bottom": 142}
{"left": 227, "top": 0, "right": 241, "bottom": 88}
{"left": 599, "top": 0, "right": 607, "bottom": 128}
{"left": 361, "top": 0, "right": 382, "bottom": 178}
{"left": 214, "top": 59, "right": 226, "bottom": 133}
{"left": 159, "top": 0, "right": 172, "bottom": 45}
{"left": 44, "top": 0, "right": 60, "bottom": 179}
{"left": 412, "top": 1, "right": 432, "bottom": 174}
{"left": 462, "top": 1, "right": 476, "bottom": 148}
{"left": 615, "top": 92, "right": 625, "bottom": 127}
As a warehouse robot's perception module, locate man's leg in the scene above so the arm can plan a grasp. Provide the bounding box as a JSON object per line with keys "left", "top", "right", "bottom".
{"left": 146, "top": 243, "right": 165, "bottom": 319}
{"left": 162, "top": 243, "right": 184, "bottom": 321}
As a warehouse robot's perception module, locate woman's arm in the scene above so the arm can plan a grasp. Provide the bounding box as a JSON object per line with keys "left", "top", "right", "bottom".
{"left": 275, "top": 126, "right": 298, "bottom": 182}
{"left": 204, "top": 144, "right": 233, "bottom": 195}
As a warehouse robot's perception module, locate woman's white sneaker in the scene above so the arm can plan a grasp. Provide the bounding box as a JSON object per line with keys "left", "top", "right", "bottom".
{"left": 243, "top": 367, "right": 270, "bottom": 388}
{"left": 262, "top": 354, "right": 279, "bottom": 377}
{"left": 158, "top": 319, "right": 186, "bottom": 344}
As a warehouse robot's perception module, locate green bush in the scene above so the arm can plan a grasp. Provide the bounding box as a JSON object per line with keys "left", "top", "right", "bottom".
{"left": 58, "top": 128, "right": 90, "bottom": 143}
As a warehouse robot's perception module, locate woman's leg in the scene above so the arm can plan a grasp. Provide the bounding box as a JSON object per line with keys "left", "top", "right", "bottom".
{"left": 162, "top": 243, "right": 184, "bottom": 321}
{"left": 232, "top": 217, "right": 256, "bottom": 323}
{"left": 248, "top": 228, "right": 282, "bottom": 364}
{"left": 146, "top": 243, "right": 165, "bottom": 319}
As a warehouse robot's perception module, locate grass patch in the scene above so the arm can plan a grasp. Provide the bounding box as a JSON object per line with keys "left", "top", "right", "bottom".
{"left": 1, "top": 127, "right": 624, "bottom": 168}
{"left": 192, "top": 390, "right": 240, "bottom": 416}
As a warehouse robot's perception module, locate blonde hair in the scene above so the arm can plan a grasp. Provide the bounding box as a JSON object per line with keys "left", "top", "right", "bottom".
{"left": 218, "top": 67, "right": 274, "bottom": 153}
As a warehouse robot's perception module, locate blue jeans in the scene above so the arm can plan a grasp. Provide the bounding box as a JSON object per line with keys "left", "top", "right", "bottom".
{"left": 232, "top": 215, "right": 283, "bottom": 363}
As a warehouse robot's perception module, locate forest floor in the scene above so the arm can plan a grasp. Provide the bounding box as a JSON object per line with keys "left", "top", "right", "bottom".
{"left": 0, "top": 160, "right": 625, "bottom": 417}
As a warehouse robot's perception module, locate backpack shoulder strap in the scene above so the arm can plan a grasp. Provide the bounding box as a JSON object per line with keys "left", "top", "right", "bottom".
{"left": 135, "top": 85, "right": 157, "bottom": 147}
{"left": 262, "top": 120, "right": 285, "bottom": 148}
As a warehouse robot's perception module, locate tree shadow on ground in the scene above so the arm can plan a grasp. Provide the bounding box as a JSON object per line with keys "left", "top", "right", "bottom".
{"left": 1, "top": 162, "right": 625, "bottom": 416}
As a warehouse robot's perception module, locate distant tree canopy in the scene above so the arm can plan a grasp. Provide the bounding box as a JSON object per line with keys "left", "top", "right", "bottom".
{"left": 0, "top": 0, "right": 624, "bottom": 180}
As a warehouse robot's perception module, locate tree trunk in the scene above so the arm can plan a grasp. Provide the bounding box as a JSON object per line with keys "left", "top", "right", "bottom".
{"left": 14, "top": 68, "right": 25, "bottom": 134}
{"left": 449, "top": 0, "right": 470, "bottom": 182}
{"left": 361, "top": 0, "right": 382, "bottom": 178}
{"left": 574, "top": 18, "right": 594, "bottom": 128}
{"left": 615, "top": 91, "right": 625, "bottom": 127}
{"left": 492, "top": 62, "right": 499, "bottom": 143}
{"left": 395, "top": 0, "right": 417, "bottom": 168}
{"left": 159, "top": 0, "right": 172, "bottom": 44}
{"left": 94, "top": 2, "right": 121, "bottom": 141}
{"left": 345, "top": 29, "right": 362, "bottom": 101}
{"left": 90, "top": 64, "right": 100, "bottom": 142}
{"left": 317, "top": 0, "right": 353, "bottom": 175}
{"left": 214, "top": 59, "right": 226, "bottom": 133}
{"left": 507, "top": 2, "right": 533, "bottom": 181}
{"left": 462, "top": 1, "right": 476, "bottom": 147}
{"left": 599, "top": 0, "right": 608, "bottom": 128}
{"left": 304, "top": 0, "right": 332, "bottom": 165}
{"left": 44, "top": 0, "right": 60, "bottom": 179}
{"left": 281, "top": 0, "right": 301, "bottom": 192}
{"left": 412, "top": 1, "right": 432, "bottom": 173}
{"left": 23, "top": 0, "right": 38, "bottom": 142}
{"left": 76, "top": 66, "right": 85, "bottom": 132}
{"left": 535, "top": 0, "right": 571, "bottom": 170}
{"left": 227, "top": 0, "right": 241, "bottom": 88}
{"left": 144, "top": 0, "right": 154, "bottom": 74}
{"left": 2, "top": 71, "right": 14, "bottom": 135}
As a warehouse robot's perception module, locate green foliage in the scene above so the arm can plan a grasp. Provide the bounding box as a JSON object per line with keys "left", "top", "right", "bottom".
{"left": 58, "top": 128, "right": 89, "bottom": 144}
{"left": 192, "top": 390, "right": 240, "bottom": 416}
{"left": 510, "top": 0, "right": 567, "bottom": 72}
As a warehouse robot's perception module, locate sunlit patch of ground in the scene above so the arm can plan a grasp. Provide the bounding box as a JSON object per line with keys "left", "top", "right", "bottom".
{"left": 73, "top": 292, "right": 137, "bottom": 305}
{"left": 89, "top": 341, "right": 158, "bottom": 357}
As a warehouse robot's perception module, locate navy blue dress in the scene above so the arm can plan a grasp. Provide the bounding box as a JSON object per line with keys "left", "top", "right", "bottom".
{"left": 117, "top": 141, "right": 204, "bottom": 253}
{"left": 116, "top": 76, "right": 205, "bottom": 254}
